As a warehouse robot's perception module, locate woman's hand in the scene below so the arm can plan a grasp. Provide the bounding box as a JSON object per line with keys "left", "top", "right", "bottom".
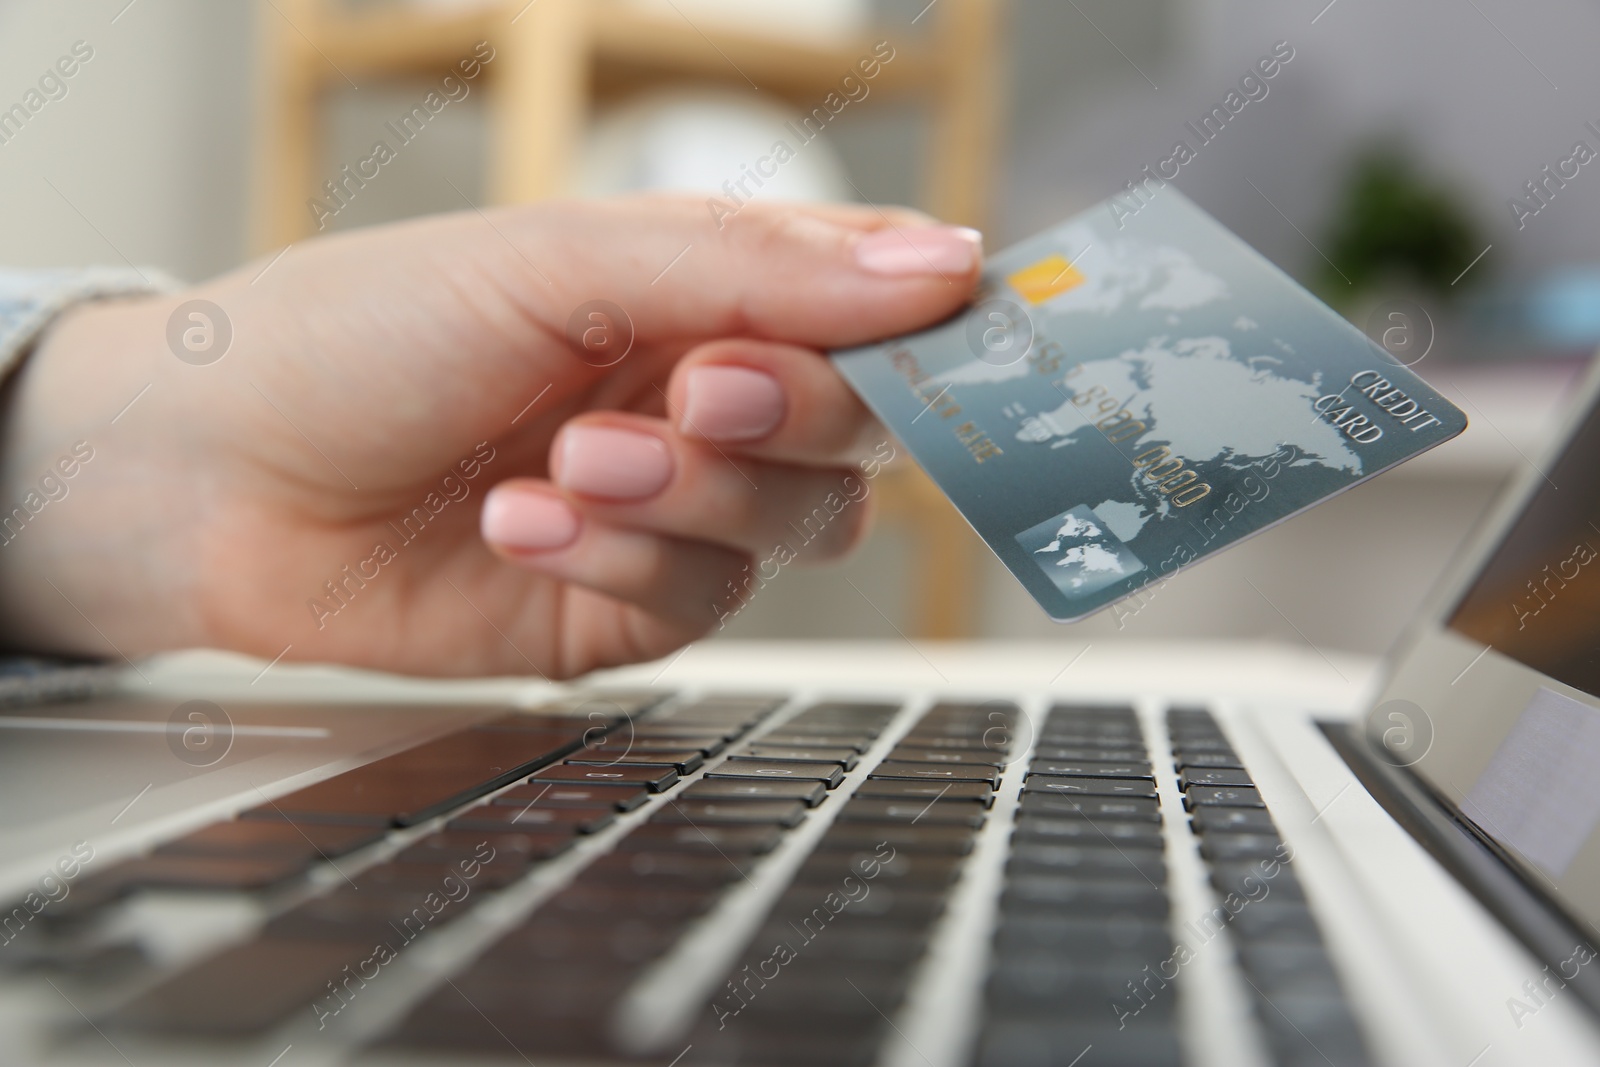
{"left": 0, "top": 197, "right": 980, "bottom": 677}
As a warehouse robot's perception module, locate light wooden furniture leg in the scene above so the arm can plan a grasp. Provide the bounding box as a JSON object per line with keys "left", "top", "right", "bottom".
{"left": 898, "top": 0, "right": 1005, "bottom": 636}
{"left": 924, "top": 0, "right": 1005, "bottom": 230}
{"left": 249, "top": 0, "right": 322, "bottom": 253}
{"left": 488, "top": 0, "right": 590, "bottom": 204}
{"left": 877, "top": 467, "right": 984, "bottom": 640}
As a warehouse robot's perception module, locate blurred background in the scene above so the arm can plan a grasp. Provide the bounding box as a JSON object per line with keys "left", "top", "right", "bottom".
{"left": 1, "top": 0, "right": 1596, "bottom": 657}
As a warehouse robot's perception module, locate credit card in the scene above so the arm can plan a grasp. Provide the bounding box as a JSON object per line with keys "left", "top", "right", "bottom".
{"left": 831, "top": 189, "right": 1467, "bottom": 623}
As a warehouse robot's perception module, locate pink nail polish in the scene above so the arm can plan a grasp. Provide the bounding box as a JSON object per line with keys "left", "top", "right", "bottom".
{"left": 481, "top": 489, "right": 581, "bottom": 552}
{"left": 554, "top": 425, "right": 674, "bottom": 501}
{"left": 681, "top": 365, "right": 785, "bottom": 442}
{"left": 855, "top": 225, "right": 982, "bottom": 276}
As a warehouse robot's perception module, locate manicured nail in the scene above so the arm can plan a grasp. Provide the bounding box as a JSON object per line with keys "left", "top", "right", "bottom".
{"left": 854, "top": 225, "right": 982, "bottom": 276}
{"left": 681, "top": 364, "right": 786, "bottom": 442}
{"left": 554, "top": 425, "right": 674, "bottom": 501}
{"left": 481, "top": 489, "right": 581, "bottom": 552}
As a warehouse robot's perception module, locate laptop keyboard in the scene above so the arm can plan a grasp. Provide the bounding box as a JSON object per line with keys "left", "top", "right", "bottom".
{"left": 7, "top": 692, "right": 1373, "bottom": 1066}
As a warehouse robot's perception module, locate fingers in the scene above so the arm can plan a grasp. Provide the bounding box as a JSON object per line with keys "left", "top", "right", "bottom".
{"left": 504, "top": 196, "right": 984, "bottom": 351}
{"left": 482, "top": 413, "right": 874, "bottom": 556}
{"left": 548, "top": 415, "right": 873, "bottom": 559}
{"left": 480, "top": 480, "right": 747, "bottom": 629}
{"left": 664, "top": 339, "right": 885, "bottom": 466}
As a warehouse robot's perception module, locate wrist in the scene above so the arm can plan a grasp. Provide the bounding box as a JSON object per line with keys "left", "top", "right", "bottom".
{"left": 0, "top": 296, "right": 206, "bottom": 657}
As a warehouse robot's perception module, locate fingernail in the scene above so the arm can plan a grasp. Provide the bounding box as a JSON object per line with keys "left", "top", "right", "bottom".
{"left": 554, "top": 425, "right": 674, "bottom": 500}
{"left": 855, "top": 225, "right": 982, "bottom": 276}
{"left": 481, "top": 489, "right": 581, "bottom": 552}
{"left": 682, "top": 364, "right": 786, "bottom": 442}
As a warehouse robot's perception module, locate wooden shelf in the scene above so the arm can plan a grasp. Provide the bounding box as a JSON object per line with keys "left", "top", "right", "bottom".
{"left": 312, "top": 5, "right": 501, "bottom": 77}
{"left": 304, "top": 4, "right": 939, "bottom": 96}
{"left": 588, "top": 9, "right": 940, "bottom": 97}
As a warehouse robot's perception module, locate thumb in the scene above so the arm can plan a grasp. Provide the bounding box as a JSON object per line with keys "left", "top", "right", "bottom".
{"left": 508, "top": 196, "right": 984, "bottom": 351}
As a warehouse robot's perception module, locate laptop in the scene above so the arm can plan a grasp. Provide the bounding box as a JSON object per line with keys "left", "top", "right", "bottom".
{"left": 4, "top": 362, "right": 1600, "bottom": 1067}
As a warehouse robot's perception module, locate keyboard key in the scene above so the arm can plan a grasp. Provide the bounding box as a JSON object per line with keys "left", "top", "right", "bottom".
{"left": 266, "top": 885, "right": 475, "bottom": 942}
{"left": 1002, "top": 876, "right": 1168, "bottom": 915}
{"left": 1198, "top": 833, "right": 1286, "bottom": 862}
{"left": 1229, "top": 901, "right": 1322, "bottom": 942}
{"left": 1255, "top": 993, "right": 1369, "bottom": 1064}
{"left": 1022, "top": 776, "right": 1156, "bottom": 798}
{"left": 530, "top": 764, "right": 680, "bottom": 791}
{"left": 583, "top": 851, "right": 748, "bottom": 887}
{"left": 1028, "top": 760, "right": 1153, "bottom": 780}
{"left": 852, "top": 779, "right": 995, "bottom": 805}
{"left": 353, "top": 860, "right": 525, "bottom": 892}
{"left": 448, "top": 805, "right": 615, "bottom": 834}
{"left": 886, "top": 747, "right": 1004, "bottom": 767}
{"left": 1050, "top": 702, "right": 1137, "bottom": 717}
{"left": 894, "top": 735, "right": 1004, "bottom": 750}
{"left": 390, "top": 986, "right": 618, "bottom": 1056}
{"left": 1178, "top": 767, "right": 1253, "bottom": 789}
{"left": 994, "top": 915, "right": 1173, "bottom": 958}
{"left": 753, "top": 920, "right": 928, "bottom": 961}
{"left": 1176, "top": 751, "right": 1246, "bottom": 770}
{"left": 393, "top": 830, "right": 573, "bottom": 866}
{"left": 757, "top": 732, "right": 873, "bottom": 751}
{"left": 1184, "top": 785, "right": 1265, "bottom": 809}
{"left": 152, "top": 821, "right": 384, "bottom": 861}
{"left": 1008, "top": 843, "right": 1165, "bottom": 881}
{"left": 834, "top": 799, "right": 987, "bottom": 827}
{"left": 819, "top": 824, "right": 976, "bottom": 854}
{"left": 110, "top": 939, "right": 366, "bottom": 1034}
{"left": 683, "top": 779, "right": 828, "bottom": 807}
{"left": 541, "top": 885, "right": 719, "bottom": 922}
{"left": 244, "top": 726, "right": 583, "bottom": 827}
{"left": 628, "top": 738, "right": 729, "bottom": 757}
{"left": 708, "top": 760, "right": 845, "bottom": 788}
{"left": 788, "top": 700, "right": 898, "bottom": 722}
{"left": 1012, "top": 817, "right": 1163, "bottom": 848}
{"left": 987, "top": 956, "right": 1168, "bottom": 1018}
{"left": 870, "top": 762, "right": 1000, "bottom": 787}
{"left": 739, "top": 744, "right": 860, "bottom": 768}
{"left": 772, "top": 885, "right": 947, "bottom": 925}
{"left": 650, "top": 800, "right": 807, "bottom": 827}
{"left": 977, "top": 1020, "right": 1182, "bottom": 1067}
{"left": 1240, "top": 944, "right": 1343, "bottom": 997}
{"left": 1191, "top": 807, "right": 1277, "bottom": 834}
{"left": 568, "top": 750, "right": 704, "bottom": 774}
{"left": 780, "top": 723, "right": 896, "bottom": 739}
{"left": 1036, "top": 734, "right": 1144, "bottom": 750}
{"left": 1170, "top": 736, "right": 1236, "bottom": 753}
{"left": 620, "top": 825, "right": 784, "bottom": 854}
{"left": 76, "top": 855, "right": 309, "bottom": 903}
{"left": 1212, "top": 863, "right": 1305, "bottom": 901}
{"left": 795, "top": 850, "right": 965, "bottom": 887}
{"left": 1032, "top": 745, "right": 1148, "bottom": 763}
{"left": 1017, "top": 794, "right": 1160, "bottom": 821}
{"left": 633, "top": 724, "right": 745, "bottom": 742}
{"left": 1042, "top": 721, "right": 1140, "bottom": 738}
{"left": 494, "top": 782, "right": 650, "bottom": 812}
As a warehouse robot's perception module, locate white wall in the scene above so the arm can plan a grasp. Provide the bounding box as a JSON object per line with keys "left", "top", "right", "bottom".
{"left": 0, "top": 0, "right": 255, "bottom": 280}
{"left": 1005, "top": 0, "right": 1600, "bottom": 282}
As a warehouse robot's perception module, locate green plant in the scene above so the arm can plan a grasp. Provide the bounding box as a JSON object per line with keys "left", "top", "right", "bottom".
{"left": 1316, "top": 147, "right": 1485, "bottom": 307}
